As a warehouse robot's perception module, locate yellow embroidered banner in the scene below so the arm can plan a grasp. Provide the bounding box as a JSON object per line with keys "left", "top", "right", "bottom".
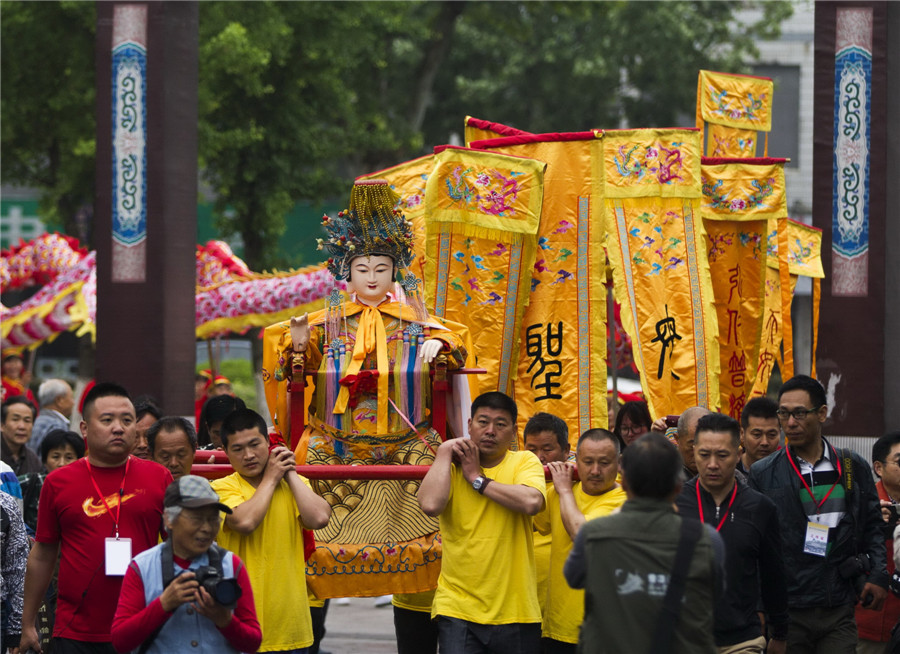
{"left": 602, "top": 130, "right": 702, "bottom": 199}
{"left": 766, "top": 218, "right": 825, "bottom": 278}
{"left": 358, "top": 155, "right": 434, "bottom": 280}
{"left": 603, "top": 129, "right": 719, "bottom": 419}
{"left": 750, "top": 265, "right": 798, "bottom": 397}
{"left": 700, "top": 158, "right": 786, "bottom": 416}
{"left": 424, "top": 146, "right": 546, "bottom": 396}
{"left": 697, "top": 70, "right": 774, "bottom": 132}
{"left": 703, "top": 219, "right": 767, "bottom": 418}
{"left": 472, "top": 133, "right": 608, "bottom": 448}
{"left": 708, "top": 124, "right": 758, "bottom": 158}
{"left": 701, "top": 159, "right": 787, "bottom": 222}
{"left": 758, "top": 218, "right": 825, "bottom": 388}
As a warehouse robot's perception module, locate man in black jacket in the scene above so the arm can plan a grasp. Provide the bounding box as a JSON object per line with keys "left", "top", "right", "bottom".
{"left": 749, "top": 375, "right": 888, "bottom": 653}
{"left": 677, "top": 412, "right": 788, "bottom": 653}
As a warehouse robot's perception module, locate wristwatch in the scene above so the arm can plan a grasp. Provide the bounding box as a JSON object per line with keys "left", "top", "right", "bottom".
{"left": 472, "top": 476, "right": 491, "bottom": 494}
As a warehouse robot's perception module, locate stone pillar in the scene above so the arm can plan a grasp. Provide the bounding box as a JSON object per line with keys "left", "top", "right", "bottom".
{"left": 95, "top": 2, "right": 198, "bottom": 415}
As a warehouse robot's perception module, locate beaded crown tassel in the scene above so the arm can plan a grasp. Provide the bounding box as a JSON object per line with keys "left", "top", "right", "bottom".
{"left": 318, "top": 180, "right": 415, "bottom": 281}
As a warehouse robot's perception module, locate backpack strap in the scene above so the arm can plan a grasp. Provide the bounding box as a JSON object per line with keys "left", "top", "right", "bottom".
{"left": 649, "top": 517, "right": 703, "bottom": 654}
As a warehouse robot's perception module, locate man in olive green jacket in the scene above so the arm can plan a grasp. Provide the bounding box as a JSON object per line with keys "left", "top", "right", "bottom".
{"left": 564, "top": 433, "right": 724, "bottom": 654}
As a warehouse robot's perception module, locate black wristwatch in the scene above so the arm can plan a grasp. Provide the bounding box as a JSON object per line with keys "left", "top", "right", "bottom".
{"left": 472, "top": 475, "right": 491, "bottom": 494}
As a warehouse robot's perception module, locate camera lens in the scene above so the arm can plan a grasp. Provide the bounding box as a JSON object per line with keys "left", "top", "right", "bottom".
{"left": 210, "top": 578, "right": 242, "bottom": 606}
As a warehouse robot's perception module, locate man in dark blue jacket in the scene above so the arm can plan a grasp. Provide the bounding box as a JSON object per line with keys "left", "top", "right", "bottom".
{"left": 749, "top": 375, "right": 888, "bottom": 653}
{"left": 677, "top": 412, "right": 788, "bottom": 652}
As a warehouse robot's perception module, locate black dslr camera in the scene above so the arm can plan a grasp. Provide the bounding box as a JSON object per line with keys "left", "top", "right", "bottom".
{"left": 838, "top": 553, "right": 873, "bottom": 606}
{"left": 194, "top": 565, "right": 242, "bottom": 608}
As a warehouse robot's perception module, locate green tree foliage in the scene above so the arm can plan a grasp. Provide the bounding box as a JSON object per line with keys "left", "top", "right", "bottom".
{"left": 0, "top": 1, "right": 96, "bottom": 239}
{"left": 424, "top": 1, "right": 794, "bottom": 139}
{"left": 2, "top": 0, "right": 792, "bottom": 268}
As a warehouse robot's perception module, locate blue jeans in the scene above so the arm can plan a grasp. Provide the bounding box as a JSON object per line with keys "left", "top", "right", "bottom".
{"left": 437, "top": 616, "right": 540, "bottom": 654}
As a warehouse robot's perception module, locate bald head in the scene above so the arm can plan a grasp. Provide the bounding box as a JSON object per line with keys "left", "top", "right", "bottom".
{"left": 675, "top": 406, "right": 710, "bottom": 476}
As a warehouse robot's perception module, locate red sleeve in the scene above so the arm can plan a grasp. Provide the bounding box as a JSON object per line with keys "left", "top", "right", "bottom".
{"left": 34, "top": 473, "right": 59, "bottom": 544}
{"left": 218, "top": 554, "right": 262, "bottom": 652}
{"left": 111, "top": 562, "right": 172, "bottom": 653}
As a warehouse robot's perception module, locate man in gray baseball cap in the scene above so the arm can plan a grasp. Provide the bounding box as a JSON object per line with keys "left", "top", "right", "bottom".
{"left": 110, "top": 476, "right": 261, "bottom": 653}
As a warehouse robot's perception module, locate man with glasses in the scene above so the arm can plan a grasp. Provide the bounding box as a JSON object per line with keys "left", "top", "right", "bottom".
{"left": 419, "top": 392, "right": 547, "bottom": 654}
{"left": 749, "top": 375, "right": 888, "bottom": 653}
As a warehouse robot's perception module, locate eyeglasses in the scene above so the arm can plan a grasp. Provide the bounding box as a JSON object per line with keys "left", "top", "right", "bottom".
{"left": 776, "top": 406, "right": 821, "bottom": 421}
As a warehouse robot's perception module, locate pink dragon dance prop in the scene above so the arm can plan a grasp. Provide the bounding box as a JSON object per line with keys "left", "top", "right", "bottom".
{"left": 1, "top": 234, "right": 337, "bottom": 350}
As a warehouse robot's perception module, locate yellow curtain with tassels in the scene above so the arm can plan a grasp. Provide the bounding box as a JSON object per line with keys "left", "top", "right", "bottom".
{"left": 472, "top": 134, "right": 608, "bottom": 448}
{"left": 423, "top": 146, "right": 547, "bottom": 397}
{"left": 603, "top": 128, "right": 719, "bottom": 418}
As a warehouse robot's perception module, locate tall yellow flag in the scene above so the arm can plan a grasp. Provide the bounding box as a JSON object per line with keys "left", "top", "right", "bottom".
{"left": 750, "top": 218, "right": 825, "bottom": 395}
{"left": 472, "top": 132, "right": 608, "bottom": 447}
{"left": 424, "top": 146, "right": 547, "bottom": 397}
{"left": 603, "top": 128, "right": 719, "bottom": 418}
{"left": 700, "top": 158, "right": 787, "bottom": 417}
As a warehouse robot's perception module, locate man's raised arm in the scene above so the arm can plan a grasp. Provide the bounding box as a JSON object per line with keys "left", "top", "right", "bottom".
{"left": 418, "top": 439, "right": 458, "bottom": 517}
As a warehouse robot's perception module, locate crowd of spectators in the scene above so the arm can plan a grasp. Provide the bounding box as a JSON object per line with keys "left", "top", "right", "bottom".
{"left": 1, "top": 373, "right": 898, "bottom": 654}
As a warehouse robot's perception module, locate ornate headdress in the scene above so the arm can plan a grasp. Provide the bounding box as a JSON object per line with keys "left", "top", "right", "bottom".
{"left": 318, "top": 180, "right": 415, "bottom": 281}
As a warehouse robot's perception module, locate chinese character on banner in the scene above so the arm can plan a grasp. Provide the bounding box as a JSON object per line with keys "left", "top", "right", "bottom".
{"left": 525, "top": 322, "right": 563, "bottom": 401}
{"left": 650, "top": 305, "right": 682, "bottom": 381}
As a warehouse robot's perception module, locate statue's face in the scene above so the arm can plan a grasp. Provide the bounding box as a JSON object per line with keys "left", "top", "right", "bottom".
{"left": 348, "top": 255, "right": 395, "bottom": 306}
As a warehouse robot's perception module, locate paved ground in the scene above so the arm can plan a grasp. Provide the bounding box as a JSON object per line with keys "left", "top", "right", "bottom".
{"left": 321, "top": 597, "right": 399, "bottom": 654}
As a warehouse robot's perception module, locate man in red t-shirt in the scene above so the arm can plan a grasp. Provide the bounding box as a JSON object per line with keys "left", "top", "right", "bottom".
{"left": 17, "top": 382, "right": 172, "bottom": 654}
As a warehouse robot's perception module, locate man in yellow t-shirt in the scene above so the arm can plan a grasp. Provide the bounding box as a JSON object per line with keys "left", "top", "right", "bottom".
{"left": 523, "top": 412, "right": 571, "bottom": 620}
{"left": 534, "top": 428, "right": 627, "bottom": 653}
{"left": 211, "top": 409, "right": 331, "bottom": 653}
{"left": 419, "top": 391, "right": 547, "bottom": 654}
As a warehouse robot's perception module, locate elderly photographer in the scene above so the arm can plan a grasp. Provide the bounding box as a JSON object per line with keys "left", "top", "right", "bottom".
{"left": 110, "top": 476, "right": 261, "bottom": 654}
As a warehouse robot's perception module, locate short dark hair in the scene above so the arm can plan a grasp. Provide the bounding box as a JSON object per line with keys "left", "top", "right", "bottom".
{"left": 1, "top": 395, "right": 37, "bottom": 422}
{"left": 523, "top": 412, "right": 568, "bottom": 451}
{"left": 872, "top": 431, "right": 900, "bottom": 467}
{"left": 197, "top": 395, "right": 247, "bottom": 447}
{"left": 778, "top": 375, "right": 826, "bottom": 408}
{"left": 134, "top": 400, "right": 162, "bottom": 420}
{"left": 614, "top": 401, "right": 652, "bottom": 437}
{"left": 133, "top": 395, "right": 162, "bottom": 423}
{"left": 220, "top": 409, "right": 269, "bottom": 449}
{"left": 40, "top": 429, "right": 85, "bottom": 462}
{"left": 695, "top": 413, "right": 741, "bottom": 448}
{"left": 82, "top": 382, "right": 132, "bottom": 420}
{"left": 147, "top": 417, "right": 198, "bottom": 454}
{"left": 471, "top": 392, "right": 517, "bottom": 423}
{"left": 740, "top": 396, "right": 778, "bottom": 429}
{"left": 621, "top": 433, "right": 682, "bottom": 500}
{"left": 577, "top": 428, "right": 620, "bottom": 455}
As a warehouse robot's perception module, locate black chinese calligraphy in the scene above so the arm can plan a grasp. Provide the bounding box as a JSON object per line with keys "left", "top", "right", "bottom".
{"left": 650, "top": 304, "right": 681, "bottom": 380}
{"left": 525, "top": 322, "right": 563, "bottom": 401}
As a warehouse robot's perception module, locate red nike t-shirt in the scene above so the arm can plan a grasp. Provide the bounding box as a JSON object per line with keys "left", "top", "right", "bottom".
{"left": 36, "top": 456, "right": 172, "bottom": 642}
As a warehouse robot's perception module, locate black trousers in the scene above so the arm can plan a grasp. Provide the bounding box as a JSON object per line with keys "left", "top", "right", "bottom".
{"left": 394, "top": 605, "right": 438, "bottom": 654}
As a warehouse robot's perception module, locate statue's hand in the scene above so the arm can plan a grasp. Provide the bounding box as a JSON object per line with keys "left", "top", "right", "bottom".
{"left": 290, "top": 313, "right": 310, "bottom": 353}
{"left": 419, "top": 338, "right": 444, "bottom": 364}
